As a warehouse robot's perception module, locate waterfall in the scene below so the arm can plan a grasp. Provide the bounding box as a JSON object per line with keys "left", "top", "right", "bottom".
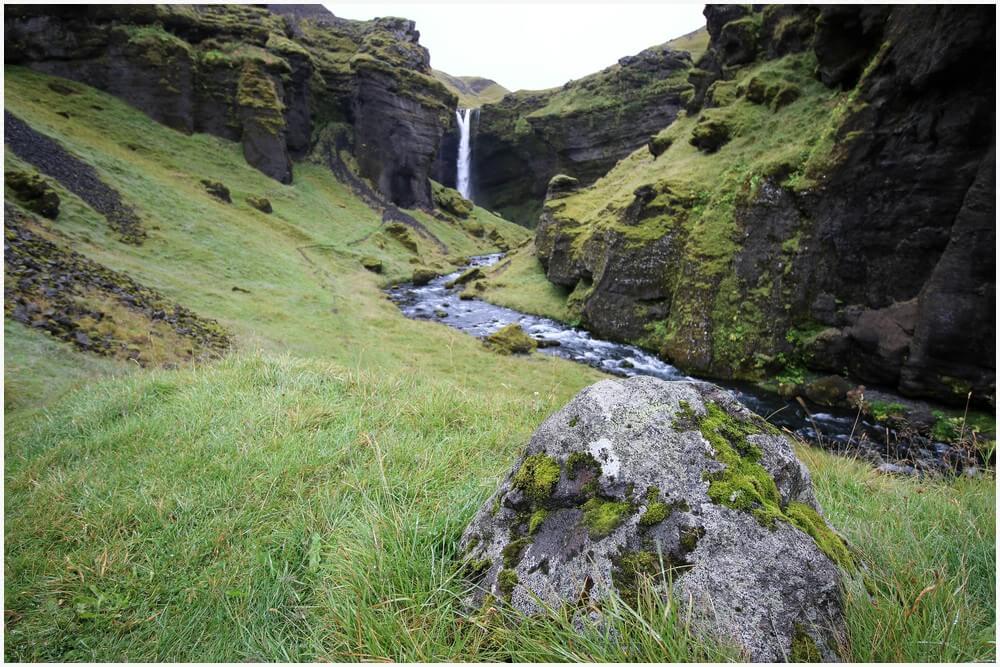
{"left": 455, "top": 107, "right": 476, "bottom": 200}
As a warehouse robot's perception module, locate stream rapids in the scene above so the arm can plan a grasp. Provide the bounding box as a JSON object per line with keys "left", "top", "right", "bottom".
{"left": 388, "top": 254, "right": 978, "bottom": 475}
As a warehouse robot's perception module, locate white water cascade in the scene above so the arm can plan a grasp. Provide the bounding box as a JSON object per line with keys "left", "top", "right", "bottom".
{"left": 455, "top": 107, "right": 476, "bottom": 199}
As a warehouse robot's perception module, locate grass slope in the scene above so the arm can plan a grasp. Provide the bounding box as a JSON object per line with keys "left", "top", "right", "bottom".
{"left": 3, "top": 67, "right": 996, "bottom": 661}
{"left": 432, "top": 70, "right": 509, "bottom": 107}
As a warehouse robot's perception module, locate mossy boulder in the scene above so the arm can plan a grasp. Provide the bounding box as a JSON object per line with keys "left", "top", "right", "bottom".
{"left": 246, "top": 195, "right": 272, "bottom": 213}
{"left": 385, "top": 222, "right": 419, "bottom": 253}
{"left": 745, "top": 75, "right": 801, "bottom": 111}
{"left": 647, "top": 134, "right": 673, "bottom": 158}
{"left": 360, "top": 256, "right": 382, "bottom": 273}
{"left": 431, "top": 181, "right": 473, "bottom": 218}
{"left": 444, "top": 267, "right": 483, "bottom": 289}
{"left": 201, "top": 179, "right": 231, "bottom": 203}
{"left": 411, "top": 268, "right": 437, "bottom": 286}
{"left": 689, "top": 118, "right": 731, "bottom": 153}
{"left": 5, "top": 170, "right": 59, "bottom": 219}
{"left": 459, "top": 377, "right": 850, "bottom": 661}
{"left": 462, "top": 220, "right": 485, "bottom": 238}
{"left": 545, "top": 174, "right": 580, "bottom": 199}
{"left": 484, "top": 324, "right": 537, "bottom": 355}
{"left": 803, "top": 375, "right": 855, "bottom": 407}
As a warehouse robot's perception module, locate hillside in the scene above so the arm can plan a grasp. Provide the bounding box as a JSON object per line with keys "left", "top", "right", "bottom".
{"left": 525, "top": 4, "right": 995, "bottom": 411}
{"left": 3, "top": 4, "right": 996, "bottom": 663}
{"left": 432, "top": 70, "right": 509, "bottom": 107}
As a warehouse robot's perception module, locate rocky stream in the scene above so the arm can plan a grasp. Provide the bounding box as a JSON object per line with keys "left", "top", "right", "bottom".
{"left": 389, "top": 254, "right": 985, "bottom": 477}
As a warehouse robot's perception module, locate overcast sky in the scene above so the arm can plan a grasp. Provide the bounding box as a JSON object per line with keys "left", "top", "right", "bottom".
{"left": 326, "top": 2, "right": 707, "bottom": 91}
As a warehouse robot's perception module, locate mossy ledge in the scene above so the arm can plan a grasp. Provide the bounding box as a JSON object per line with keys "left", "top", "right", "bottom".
{"left": 697, "top": 402, "right": 853, "bottom": 570}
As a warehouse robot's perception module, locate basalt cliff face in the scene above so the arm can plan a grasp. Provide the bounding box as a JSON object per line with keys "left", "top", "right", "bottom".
{"left": 465, "top": 43, "right": 696, "bottom": 227}
{"left": 534, "top": 4, "right": 995, "bottom": 407}
{"left": 5, "top": 4, "right": 456, "bottom": 207}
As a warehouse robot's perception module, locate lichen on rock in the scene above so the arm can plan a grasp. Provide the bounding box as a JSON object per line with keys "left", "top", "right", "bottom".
{"left": 459, "top": 376, "right": 850, "bottom": 661}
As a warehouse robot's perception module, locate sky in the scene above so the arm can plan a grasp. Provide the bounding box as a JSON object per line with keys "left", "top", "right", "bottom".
{"left": 325, "top": 1, "right": 707, "bottom": 91}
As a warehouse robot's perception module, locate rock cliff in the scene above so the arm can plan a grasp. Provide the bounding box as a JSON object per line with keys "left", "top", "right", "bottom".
{"left": 533, "top": 5, "right": 995, "bottom": 407}
{"left": 467, "top": 43, "right": 695, "bottom": 226}
{"left": 5, "top": 4, "right": 456, "bottom": 207}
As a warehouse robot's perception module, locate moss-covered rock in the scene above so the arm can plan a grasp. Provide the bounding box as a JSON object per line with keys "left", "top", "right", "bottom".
{"left": 360, "top": 256, "right": 382, "bottom": 273}
{"left": 5, "top": 170, "right": 60, "bottom": 219}
{"left": 444, "top": 267, "right": 483, "bottom": 289}
{"left": 411, "top": 268, "right": 437, "bottom": 286}
{"left": 689, "top": 117, "right": 731, "bottom": 153}
{"left": 385, "top": 222, "right": 419, "bottom": 253}
{"left": 647, "top": 134, "right": 673, "bottom": 158}
{"left": 484, "top": 324, "right": 538, "bottom": 355}
{"left": 459, "top": 377, "right": 849, "bottom": 660}
{"left": 246, "top": 195, "right": 272, "bottom": 213}
{"left": 431, "top": 181, "right": 473, "bottom": 218}
{"left": 201, "top": 179, "right": 231, "bottom": 203}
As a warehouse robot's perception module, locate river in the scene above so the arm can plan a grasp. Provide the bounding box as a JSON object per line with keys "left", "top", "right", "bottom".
{"left": 388, "top": 254, "right": 973, "bottom": 474}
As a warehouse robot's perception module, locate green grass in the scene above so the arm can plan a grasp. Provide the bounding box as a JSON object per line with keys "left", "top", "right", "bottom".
{"left": 477, "top": 242, "right": 576, "bottom": 323}
{"left": 665, "top": 27, "right": 711, "bottom": 62}
{"left": 431, "top": 70, "right": 508, "bottom": 107}
{"left": 797, "top": 446, "right": 996, "bottom": 662}
{"left": 4, "top": 66, "right": 995, "bottom": 662}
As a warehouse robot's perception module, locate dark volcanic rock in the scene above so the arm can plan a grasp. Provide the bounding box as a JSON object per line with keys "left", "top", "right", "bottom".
{"left": 246, "top": 195, "right": 272, "bottom": 213}
{"left": 814, "top": 5, "right": 890, "bottom": 88}
{"left": 534, "top": 4, "right": 995, "bottom": 408}
{"left": 5, "top": 111, "right": 145, "bottom": 243}
{"left": 201, "top": 179, "right": 231, "bottom": 203}
{"left": 4, "top": 205, "right": 230, "bottom": 363}
{"left": 471, "top": 45, "right": 692, "bottom": 226}
{"left": 5, "top": 5, "right": 455, "bottom": 205}
{"left": 460, "top": 376, "right": 850, "bottom": 661}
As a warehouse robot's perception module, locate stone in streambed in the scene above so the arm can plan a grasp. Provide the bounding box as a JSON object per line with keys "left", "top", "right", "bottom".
{"left": 459, "top": 376, "right": 851, "bottom": 662}
{"left": 484, "top": 324, "right": 537, "bottom": 355}
{"left": 445, "top": 267, "right": 483, "bottom": 289}
{"left": 803, "top": 375, "right": 855, "bottom": 407}
{"left": 411, "top": 268, "right": 437, "bottom": 286}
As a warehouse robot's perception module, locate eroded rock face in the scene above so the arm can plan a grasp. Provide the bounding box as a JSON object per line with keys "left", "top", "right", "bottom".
{"left": 470, "top": 45, "right": 692, "bottom": 226}
{"left": 460, "top": 376, "right": 850, "bottom": 662}
{"left": 534, "top": 4, "right": 995, "bottom": 407}
{"left": 5, "top": 5, "right": 456, "bottom": 207}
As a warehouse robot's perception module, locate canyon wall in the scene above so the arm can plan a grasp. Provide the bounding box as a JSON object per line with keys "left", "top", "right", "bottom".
{"left": 533, "top": 4, "right": 995, "bottom": 406}
{"left": 5, "top": 4, "right": 457, "bottom": 207}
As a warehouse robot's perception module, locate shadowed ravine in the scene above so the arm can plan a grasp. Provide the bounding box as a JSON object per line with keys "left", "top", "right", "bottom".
{"left": 389, "top": 254, "right": 974, "bottom": 475}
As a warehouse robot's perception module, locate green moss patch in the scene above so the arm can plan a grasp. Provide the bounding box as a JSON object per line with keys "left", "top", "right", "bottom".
{"left": 484, "top": 324, "right": 538, "bottom": 356}
{"left": 639, "top": 487, "right": 671, "bottom": 527}
{"left": 512, "top": 454, "right": 561, "bottom": 502}
{"left": 498, "top": 568, "right": 519, "bottom": 599}
{"left": 581, "top": 497, "right": 633, "bottom": 539}
{"left": 528, "top": 509, "right": 549, "bottom": 535}
{"left": 785, "top": 502, "right": 854, "bottom": 570}
{"left": 697, "top": 402, "right": 853, "bottom": 569}
{"left": 790, "top": 623, "right": 822, "bottom": 662}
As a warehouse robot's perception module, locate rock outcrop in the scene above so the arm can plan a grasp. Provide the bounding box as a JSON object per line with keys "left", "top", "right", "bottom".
{"left": 5, "top": 5, "right": 456, "bottom": 207}
{"left": 460, "top": 376, "right": 850, "bottom": 661}
{"left": 467, "top": 44, "right": 694, "bottom": 226}
{"left": 533, "top": 4, "right": 995, "bottom": 407}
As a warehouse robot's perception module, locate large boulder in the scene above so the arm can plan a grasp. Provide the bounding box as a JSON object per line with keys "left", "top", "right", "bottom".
{"left": 460, "top": 377, "right": 851, "bottom": 661}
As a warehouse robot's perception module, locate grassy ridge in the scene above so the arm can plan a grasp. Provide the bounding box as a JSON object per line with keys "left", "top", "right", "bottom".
{"left": 3, "top": 67, "right": 996, "bottom": 661}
